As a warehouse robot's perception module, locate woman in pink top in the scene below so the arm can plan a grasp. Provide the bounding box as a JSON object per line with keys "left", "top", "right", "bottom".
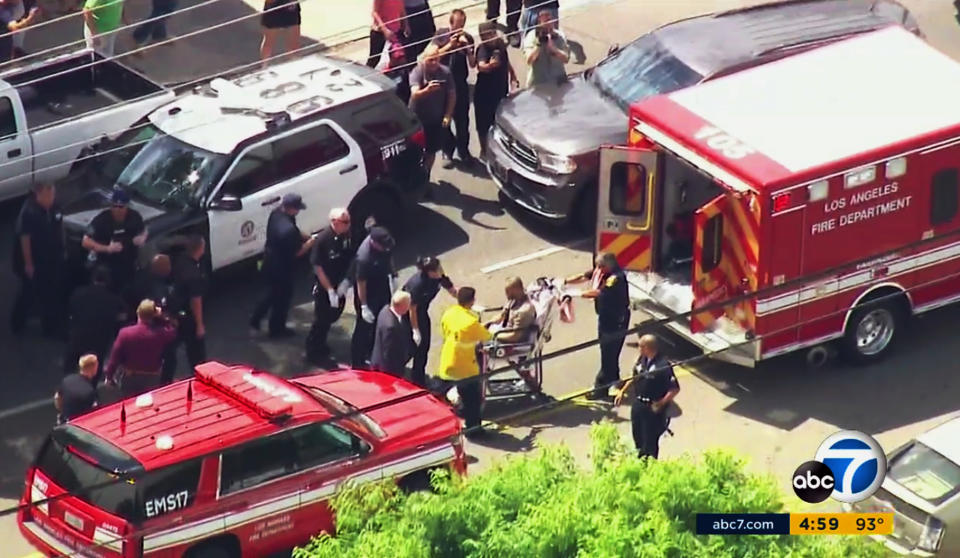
{"left": 367, "top": 0, "right": 409, "bottom": 68}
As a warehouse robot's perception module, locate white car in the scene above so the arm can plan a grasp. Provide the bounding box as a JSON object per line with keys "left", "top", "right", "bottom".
{"left": 849, "top": 418, "right": 960, "bottom": 555}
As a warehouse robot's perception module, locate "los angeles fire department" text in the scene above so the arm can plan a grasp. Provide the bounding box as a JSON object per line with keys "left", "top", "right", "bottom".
{"left": 810, "top": 181, "right": 912, "bottom": 235}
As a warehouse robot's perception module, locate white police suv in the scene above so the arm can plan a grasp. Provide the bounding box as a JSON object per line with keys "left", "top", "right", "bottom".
{"left": 60, "top": 53, "right": 427, "bottom": 272}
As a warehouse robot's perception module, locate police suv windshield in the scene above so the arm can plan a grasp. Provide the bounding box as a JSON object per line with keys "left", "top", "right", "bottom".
{"left": 113, "top": 123, "right": 228, "bottom": 209}
{"left": 590, "top": 34, "right": 702, "bottom": 109}
{"left": 887, "top": 442, "right": 960, "bottom": 506}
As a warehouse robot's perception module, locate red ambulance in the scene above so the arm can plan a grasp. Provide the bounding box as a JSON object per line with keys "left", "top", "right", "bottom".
{"left": 596, "top": 26, "right": 960, "bottom": 367}
{"left": 18, "top": 362, "right": 465, "bottom": 557}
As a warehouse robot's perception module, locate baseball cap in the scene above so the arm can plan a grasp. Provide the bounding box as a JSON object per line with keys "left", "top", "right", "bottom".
{"left": 281, "top": 193, "right": 306, "bottom": 210}
{"left": 369, "top": 226, "right": 395, "bottom": 251}
{"left": 109, "top": 188, "right": 130, "bottom": 206}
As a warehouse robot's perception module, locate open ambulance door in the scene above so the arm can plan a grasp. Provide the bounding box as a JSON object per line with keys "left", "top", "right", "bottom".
{"left": 596, "top": 146, "right": 659, "bottom": 271}
{"left": 691, "top": 193, "right": 758, "bottom": 334}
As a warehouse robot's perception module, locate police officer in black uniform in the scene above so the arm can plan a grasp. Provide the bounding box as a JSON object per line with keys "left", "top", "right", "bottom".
{"left": 615, "top": 334, "right": 680, "bottom": 459}
{"left": 127, "top": 254, "right": 175, "bottom": 319}
{"left": 402, "top": 256, "right": 457, "bottom": 387}
{"left": 11, "top": 182, "right": 65, "bottom": 337}
{"left": 250, "top": 193, "right": 316, "bottom": 337}
{"left": 55, "top": 354, "right": 100, "bottom": 425}
{"left": 65, "top": 266, "right": 127, "bottom": 377}
{"left": 565, "top": 252, "right": 630, "bottom": 399}
{"left": 81, "top": 188, "right": 148, "bottom": 294}
{"left": 305, "top": 208, "right": 356, "bottom": 365}
{"left": 170, "top": 235, "right": 208, "bottom": 380}
{"left": 351, "top": 226, "right": 396, "bottom": 367}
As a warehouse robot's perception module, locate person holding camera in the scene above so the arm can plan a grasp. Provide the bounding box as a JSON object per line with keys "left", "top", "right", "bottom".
{"left": 103, "top": 299, "right": 178, "bottom": 399}
{"left": 522, "top": 8, "right": 569, "bottom": 88}
{"left": 408, "top": 44, "right": 455, "bottom": 189}
{"left": 434, "top": 9, "right": 476, "bottom": 168}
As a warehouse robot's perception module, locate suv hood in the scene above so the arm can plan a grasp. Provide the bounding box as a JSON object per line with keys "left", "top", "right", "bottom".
{"left": 496, "top": 75, "right": 627, "bottom": 155}
{"left": 61, "top": 190, "right": 166, "bottom": 232}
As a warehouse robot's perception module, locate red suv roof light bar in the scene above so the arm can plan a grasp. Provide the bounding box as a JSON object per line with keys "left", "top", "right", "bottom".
{"left": 194, "top": 362, "right": 294, "bottom": 420}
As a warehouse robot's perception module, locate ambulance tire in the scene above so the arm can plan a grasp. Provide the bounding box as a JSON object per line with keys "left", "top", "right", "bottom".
{"left": 841, "top": 299, "right": 904, "bottom": 364}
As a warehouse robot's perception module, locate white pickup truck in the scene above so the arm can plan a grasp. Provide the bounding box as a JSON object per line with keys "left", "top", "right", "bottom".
{"left": 0, "top": 48, "right": 175, "bottom": 201}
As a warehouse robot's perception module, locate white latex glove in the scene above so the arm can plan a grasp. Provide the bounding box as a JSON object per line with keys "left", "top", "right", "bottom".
{"left": 412, "top": 328, "right": 422, "bottom": 346}
{"left": 361, "top": 304, "right": 375, "bottom": 323}
{"left": 336, "top": 278, "right": 351, "bottom": 298}
{"left": 327, "top": 289, "right": 338, "bottom": 307}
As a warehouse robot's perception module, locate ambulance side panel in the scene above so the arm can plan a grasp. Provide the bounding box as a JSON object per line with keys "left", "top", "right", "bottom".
{"left": 756, "top": 195, "right": 802, "bottom": 354}
{"left": 907, "top": 145, "right": 960, "bottom": 311}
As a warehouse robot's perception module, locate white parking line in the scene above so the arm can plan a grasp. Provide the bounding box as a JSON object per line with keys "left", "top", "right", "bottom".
{"left": 479, "top": 239, "right": 590, "bottom": 274}
{"left": 0, "top": 398, "right": 50, "bottom": 421}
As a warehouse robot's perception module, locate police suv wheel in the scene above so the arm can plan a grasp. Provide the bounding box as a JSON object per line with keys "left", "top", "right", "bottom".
{"left": 841, "top": 302, "right": 901, "bottom": 364}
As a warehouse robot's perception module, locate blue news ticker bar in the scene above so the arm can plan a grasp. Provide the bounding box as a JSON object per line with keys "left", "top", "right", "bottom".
{"left": 696, "top": 513, "right": 791, "bottom": 535}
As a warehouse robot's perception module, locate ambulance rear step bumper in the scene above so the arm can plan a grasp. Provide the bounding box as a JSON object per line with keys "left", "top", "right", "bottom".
{"left": 627, "top": 286, "right": 758, "bottom": 369}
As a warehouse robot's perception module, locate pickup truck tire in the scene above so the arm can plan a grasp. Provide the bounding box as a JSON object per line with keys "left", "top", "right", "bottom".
{"left": 841, "top": 299, "right": 904, "bottom": 364}
{"left": 351, "top": 188, "right": 403, "bottom": 239}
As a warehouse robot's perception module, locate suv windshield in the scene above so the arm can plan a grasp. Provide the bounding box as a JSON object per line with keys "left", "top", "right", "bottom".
{"left": 888, "top": 442, "right": 960, "bottom": 506}
{"left": 114, "top": 123, "right": 228, "bottom": 209}
{"left": 294, "top": 382, "right": 386, "bottom": 440}
{"left": 590, "top": 34, "right": 702, "bottom": 109}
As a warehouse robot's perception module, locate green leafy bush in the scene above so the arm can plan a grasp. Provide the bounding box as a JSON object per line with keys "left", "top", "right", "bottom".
{"left": 293, "top": 422, "right": 885, "bottom": 558}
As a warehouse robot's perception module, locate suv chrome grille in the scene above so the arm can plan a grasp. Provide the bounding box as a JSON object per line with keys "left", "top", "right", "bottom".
{"left": 497, "top": 127, "right": 538, "bottom": 171}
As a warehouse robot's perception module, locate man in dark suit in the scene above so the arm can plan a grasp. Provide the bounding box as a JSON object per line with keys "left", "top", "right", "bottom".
{"left": 370, "top": 290, "right": 413, "bottom": 378}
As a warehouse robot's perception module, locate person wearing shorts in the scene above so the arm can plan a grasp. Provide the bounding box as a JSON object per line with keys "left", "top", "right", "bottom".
{"left": 261, "top": 0, "right": 300, "bottom": 62}
{"left": 408, "top": 44, "right": 454, "bottom": 190}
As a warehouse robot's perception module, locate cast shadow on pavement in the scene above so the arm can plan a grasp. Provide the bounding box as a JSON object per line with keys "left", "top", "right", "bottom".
{"left": 666, "top": 306, "right": 960, "bottom": 437}
{"left": 468, "top": 425, "right": 544, "bottom": 452}
{"left": 432, "top": 179, "right": 507, "bottom": 231}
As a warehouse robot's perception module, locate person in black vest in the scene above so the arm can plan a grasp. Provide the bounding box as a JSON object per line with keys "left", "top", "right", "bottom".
{"left": 434, "top": 9, "right": 476, "bottom": 168}
{"left": 474, "top": 21, "right": 518, "bottom": 160}
{"left": 250, "top": 193, "right": 316, "bottom": 338}
{"left": 126, "top": 254, "right": 174, "bottom": 320}
{"left": 565, "top": 252, "right": 630, "bottom": 399}
{"left": 402, "top": 0, "right": 435, "bottom": 59}
{"left": 305, "top": 208, "right": 356, "bottom": 365}
{"left": 81, "top": 188, "right": 147, "bottom": 294}
{"left": 402, "top": 256, "right": 457, "bottom": 387}
{"left": 55, "top": 354, "right": 100, "bottom": 425}
{"left": 370, "top": 290, "right": 413, "bottom": 377}
{"left": 11, "top": 182, "right": 65, "bottom": 337}
{"left": 170, "top": 235, "right": 208, "bottom": 380}
{"left": 615, "top": 334, "right": 680, "bottom": 459}
{"left": 64, "top": 266, "right": 127, "bottom": 378}
{"left": 351, "top": 226, "right": 396, "bottom": 367}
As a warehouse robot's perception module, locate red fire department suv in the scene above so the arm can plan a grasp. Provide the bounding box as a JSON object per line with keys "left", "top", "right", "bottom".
{"left": 596, "top": 26, "right": 960, "bottom": 367}
{"left": 18, "top": 362, "right": 466, "bottom": 557}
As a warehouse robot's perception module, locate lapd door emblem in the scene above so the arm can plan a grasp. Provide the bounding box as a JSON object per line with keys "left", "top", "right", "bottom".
{"left": 239, "top": 220, "right": 256, "bottom": 245}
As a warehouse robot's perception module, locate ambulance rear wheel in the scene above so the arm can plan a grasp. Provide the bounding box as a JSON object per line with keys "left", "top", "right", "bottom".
{"left": 841, "top": 301, "right": 902, "bottom": 364}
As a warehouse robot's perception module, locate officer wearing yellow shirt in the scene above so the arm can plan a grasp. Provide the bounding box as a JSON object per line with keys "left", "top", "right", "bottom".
{"left": 438, "top": 286, "right": 492, "bottom": 438}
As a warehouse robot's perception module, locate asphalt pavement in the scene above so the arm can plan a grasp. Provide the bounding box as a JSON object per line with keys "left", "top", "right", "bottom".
{"left": 2, "top": 0, "right": 960, "bottom": 555}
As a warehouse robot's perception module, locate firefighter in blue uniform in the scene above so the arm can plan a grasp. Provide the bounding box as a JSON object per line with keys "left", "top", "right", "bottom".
{"left": 565, "top": 252, "right": 630, "bottom": 400}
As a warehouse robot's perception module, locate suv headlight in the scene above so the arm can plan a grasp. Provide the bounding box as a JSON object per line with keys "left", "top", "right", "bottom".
{"left": 918, "top": 516, "right": 944, "bottom": 552}
{"left": 538, "top": 152, "right": 577, "bottom": 175}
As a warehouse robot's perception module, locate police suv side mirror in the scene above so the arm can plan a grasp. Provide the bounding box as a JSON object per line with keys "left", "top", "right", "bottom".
{"left": 210, "top": 195, "right": 242, "bottom": 211}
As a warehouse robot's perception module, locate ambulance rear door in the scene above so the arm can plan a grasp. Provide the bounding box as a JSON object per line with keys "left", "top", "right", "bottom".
{"left": 596, "top": 146, "right": 660, "bottom": 271}
{"left": 691, "top": 192, "right": 759, "bottom": 334}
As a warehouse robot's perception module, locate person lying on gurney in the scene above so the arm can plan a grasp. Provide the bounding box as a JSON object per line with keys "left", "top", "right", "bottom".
{"left": 484, "top": 276, "right": 540, "bottom": 390}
